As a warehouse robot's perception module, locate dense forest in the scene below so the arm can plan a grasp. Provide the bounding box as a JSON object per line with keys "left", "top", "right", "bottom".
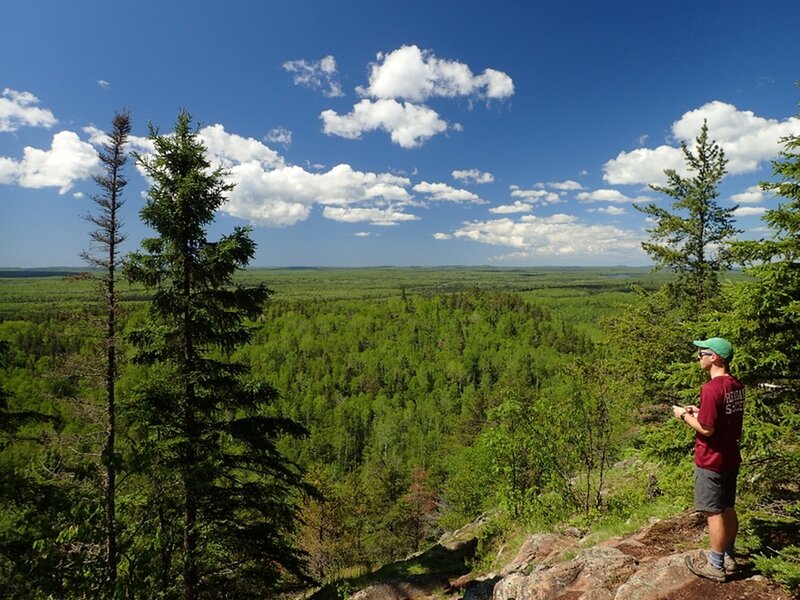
{"left": 1, "top": 107, "right": 799, "bottom": 599}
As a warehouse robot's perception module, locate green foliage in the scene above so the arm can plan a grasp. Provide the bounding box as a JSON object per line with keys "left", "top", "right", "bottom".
{"left": 604, "top": 286, "right": 700, "bottom": 407}
{"left": 0, "top": 337, "right": 98, "bottom": 598}
{"left": 726, "top": 96, "right": 800, "bottom": 596}
{"left": 748, "top": 505, "right": 800, "bottom": 594}
{"left": 6, "top": 238, "right": 800, "bottom": 597}
{"left": 0, "top": 267, "right": 663, "bottom": 593}
{"left": 550, "top": 357, "right": 636, "bottom": 516}
{"left": 239, "top": 290, "right": 591, "bottom": 565}
{"left": 297, "top": 465, "right": 369, "bottom": 580}
{"left": 636, "top": 121, "right": 740, "bottom": 310}
{"left": 440, "top": 439, "right": 495, "bottom": 529}
{"left": 468, "top": 514, "right": 509, "bottom": 573}
{"left": 483, "top": 390, "right": 543, "bottom": 518}
{"left": 752, "top": 550, "right": 800, "bottom": 595}
{"left": 124, "top": 110, "right": 310, "bottom": 598}
{"left": 568, "top": 455, "right": 691, "bottom": 545}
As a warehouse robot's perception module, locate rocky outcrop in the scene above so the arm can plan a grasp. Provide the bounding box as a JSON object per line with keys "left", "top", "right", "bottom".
{"left": 342, "top": 512, "right": 793, "bottom": 600}
{"left": 492, "top": 546, "right": 637, "bottom": 600}
{"left": 613, "top": 552, "right": 696, "bottom": 600}
{"left": 499, "top": 533, "right": 574, "bottom": 575}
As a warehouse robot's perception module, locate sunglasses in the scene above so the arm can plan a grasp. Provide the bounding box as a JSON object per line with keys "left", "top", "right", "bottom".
{"left": 697, "top": 351, "right": 715, "bottom": 358}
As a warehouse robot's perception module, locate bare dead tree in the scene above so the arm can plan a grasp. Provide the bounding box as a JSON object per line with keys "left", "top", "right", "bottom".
{"left": 81, "top": 110, "right": 131, "bottom": 592}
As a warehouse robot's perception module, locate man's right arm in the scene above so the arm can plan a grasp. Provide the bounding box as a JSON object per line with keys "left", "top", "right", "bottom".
{"left": 673, "top": 405, "right": 715, "bottom": 436}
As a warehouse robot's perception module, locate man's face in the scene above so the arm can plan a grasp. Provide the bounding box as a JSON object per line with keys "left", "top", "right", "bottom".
{"left": 697, "top": 349, "right": 715, "bottom": 370}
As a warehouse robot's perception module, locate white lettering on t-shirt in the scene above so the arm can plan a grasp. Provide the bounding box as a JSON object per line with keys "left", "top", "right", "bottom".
{"left": 724, "top": 387, "right": 745, "bottom": 415}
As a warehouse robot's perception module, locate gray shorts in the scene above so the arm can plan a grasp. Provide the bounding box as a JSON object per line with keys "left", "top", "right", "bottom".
{"left": 694, "top": 466, "right": 738, "bottom": 513}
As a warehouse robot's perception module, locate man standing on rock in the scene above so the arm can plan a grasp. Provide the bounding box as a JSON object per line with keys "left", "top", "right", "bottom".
{"left": 672, "top": 337, "right": 745, "bottom": 583}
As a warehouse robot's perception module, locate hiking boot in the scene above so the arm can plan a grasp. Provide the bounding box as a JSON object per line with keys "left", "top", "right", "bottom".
{"left": 724, "top": 554, "right": 738, "bottom": 574}
{"left": 685, "top": 551, "right": 726, "bottom": 582}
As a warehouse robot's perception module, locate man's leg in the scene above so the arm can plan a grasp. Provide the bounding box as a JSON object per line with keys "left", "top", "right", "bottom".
{"left": 686, "top": 511, "right": 726, "bottom": 580}
{"left": 720, "top": 468, "right": 740, "bottom": 572}
{"left": 687, "top": 467, "right": 727, "bottom": 580}
{"left": 721, "top": 469, "right": 739, "bottom": 557}
{"left": 722, "top": 506, "right": 738, "bottom": 551}
{"left": 697, "top": 467, "right": 727, "bottom": 555}
{"left": 706, "top": 511, "right": 726, "bottom": 553}
{"left": 722, "top": 506, "right": 739, "bottom": 572}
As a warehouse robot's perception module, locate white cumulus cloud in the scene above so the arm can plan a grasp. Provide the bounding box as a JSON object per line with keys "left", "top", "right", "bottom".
{"left": 283, "top": 55, "right": 343, "bottom": 97}
{"left": 576, "top": 189, "right": 650, "bottom": 203}
{"left": 730, "top": 185, "right": 766, "bottom": 204}
{"left": 672, "top": 101, "right": 799, "bottom": 173}
{"left": 547, "top": 180, "right": 585, "bottom": 191}
{"left": 321, "top": 98, "right": 447, "bottom": 148}
{"left": 604, "top": 101, "right": 800, "bottom": 185}
{"left": 490, "top": 201, "right": 533, "bottom": 214}
{"left": 733, "top": 206, "right": 768, "bottom": 217}
{"left": 413, "top": 181, "right": 485, "bottom": 203}
{"left": 603, "top": 145, "right": 685, "bottom": 186}
{"left": 265, "top": 127, "right": 292, "bottom": 148}
{"left": 128, "top": 123, "right": 416, "bottom": 227}
{"left": 588, "top": 206, "right": 627, "bottom": 215}
{"left": 200, "top": 124, "right": 284, "bottom": 170}
{"left": 223, "top": 162, "right": 412, "bottom": 226}
{"left": 0, "top": 130, "right": 99, "bottom": 193}
{"left": 323, "top": 45, "right": 513, "bottom": 147}
{"left": 452, "top": 168, "right": 494, "bottom": 184}
{"left": 0, "top": 88, "right": 57, "bottom": 132}
{"left": 0, "top": 157, "right": 20, "bottom": 185}
{"left": 446, "top": 214, "right": 644, "bottom": 260}
{"left": 359, "top": 45, "right": 514, "bottom": 102}
{"left": 323, "top": 206, "right": 419, "bottom": 226}
{"left": 509, "top": 185, "right": 561, "bottom": 205}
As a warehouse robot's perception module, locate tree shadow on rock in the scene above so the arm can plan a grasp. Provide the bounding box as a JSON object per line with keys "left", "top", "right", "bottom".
{"left": 309, "top": 538, "right": 479, "bottom": 599}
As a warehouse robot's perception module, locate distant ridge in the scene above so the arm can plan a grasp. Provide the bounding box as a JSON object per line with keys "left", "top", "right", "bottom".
{"left": 0, "top": 268, "right": 90, "bottom": 278}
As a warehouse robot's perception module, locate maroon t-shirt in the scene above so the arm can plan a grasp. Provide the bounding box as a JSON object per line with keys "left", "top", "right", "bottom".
{"left": 694, "top": 374, "right": 745, "bottom": 472}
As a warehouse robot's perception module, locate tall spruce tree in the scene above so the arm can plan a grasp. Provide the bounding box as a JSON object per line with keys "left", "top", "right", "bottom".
{"left": 605, "top": 122, "right": 740, "bottom": 456}
{"left": 81, "top": 110, "right": 130, "bottom": 592}
{"left": 636, "top": 121, "right": 740, "bottom": 309}
{"left": 728, "top": 103, "right": 800, "bottom": 589}
{"left": 125, "top": 111, "right": 310, "bottom": 598}
{"left": 731, "top": 112, "right": 800, "bottom": 385}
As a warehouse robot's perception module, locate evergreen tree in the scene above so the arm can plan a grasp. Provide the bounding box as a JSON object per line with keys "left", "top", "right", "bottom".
{"left": 636, "top": 121, "right": 740, "bottom": 309}
{"left": 615, "top": 122, "right": 741, "bottom": 452}
{"left": 81, "top": 110, "right": 131, "bottom": 591}
{"left": 731, "top": 113, "right": 800, "bottom": 386}
{"left": 125, "top": 110, "right": 310, "bottom": 598}
{"left": 728, "top": 102, "right": 800, "bottom": 589}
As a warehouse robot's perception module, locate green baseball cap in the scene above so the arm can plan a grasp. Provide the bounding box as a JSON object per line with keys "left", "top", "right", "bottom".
{"left": 693, "top": 337, "right": 733, "bottom": 361}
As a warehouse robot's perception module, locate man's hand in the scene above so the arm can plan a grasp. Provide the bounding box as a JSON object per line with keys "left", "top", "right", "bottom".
{"left": 672, "top": 404, "right": 698, "bottom": 419}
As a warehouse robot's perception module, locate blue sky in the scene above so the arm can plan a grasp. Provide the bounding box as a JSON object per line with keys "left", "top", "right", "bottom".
{"left": 2, "top": 0, "right": 800, "bottom": 268}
